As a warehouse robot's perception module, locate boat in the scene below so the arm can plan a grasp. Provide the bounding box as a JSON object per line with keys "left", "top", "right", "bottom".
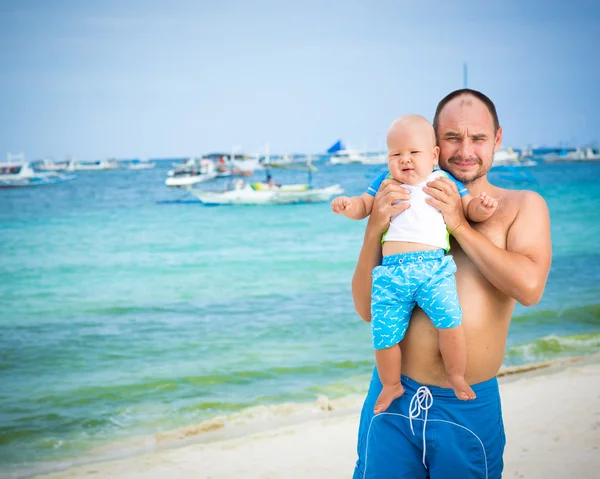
{"left": 228, "top": 153, "right": 261, "bottom": 174}
{"left": 260, "top": 143, "right": 306, "bottom": 167}
{"left": 544, "top": 147, "right": 600, "bottom": 162}
{"left": 186, "top": 162, "right": 343, "bottom": 205}
{"left": 0, "top": 163, "right": 76, "bottom": 188}
{"left": 329, "top": 149, "right": 367, "bottom": 165}
{"left": 492, "top": 148, "right": 537, "bottom": 168}
{"left": 124, "top": 159, "right": 156, "bottom": 170}
{"left": 326, "top": 140, "right": 387, "bottom": 165}
{"left": 32, "top": 158, "right": 71, "bottom": 171}
{"left": 262, "top": 153, "right": 294, "bottom": 166}
{"left": 67, "top": 159, "right": 120, "bottom": 171}
{"left": 188, "top": 182, "right": 343, "bottom": 205}
{"left": 165, "top": 158, "right": 219, "bottom": 187}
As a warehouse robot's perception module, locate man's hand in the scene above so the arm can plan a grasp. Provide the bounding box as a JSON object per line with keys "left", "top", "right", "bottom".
{"left": 331, "top": 196, "right": 353, "bottom": 214}
{"left": 367, "top": 179, "right": 411, "bottom": 236}
{"left": 424, "top": 177, "right": 466, "bottom": 234}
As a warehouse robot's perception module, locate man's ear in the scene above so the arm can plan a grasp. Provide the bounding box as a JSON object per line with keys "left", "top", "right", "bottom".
{"left": 494, "top": 126, "right": 503, "bottom": 152}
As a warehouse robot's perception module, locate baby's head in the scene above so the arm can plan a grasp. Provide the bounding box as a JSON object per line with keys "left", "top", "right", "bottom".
{"left": 386, "top": 114, "right": 439, "bottom": 185}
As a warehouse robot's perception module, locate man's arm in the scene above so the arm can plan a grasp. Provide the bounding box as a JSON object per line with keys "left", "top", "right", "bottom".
{"left": 426, "top": 180, "right": 551, "bottom": 306}
{"left": 351, "top": 225, "right": 383, "bottom": 322}
{"left": 462, "top": 192, "right": 498, "bottom": 223}
{"left": 351, "top": 180, "right": 411, "bottom": 321}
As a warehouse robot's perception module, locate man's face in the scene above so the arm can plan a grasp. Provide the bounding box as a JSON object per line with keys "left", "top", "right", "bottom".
{"left": 436, "top": 95, "right": 502, "bottom": 184}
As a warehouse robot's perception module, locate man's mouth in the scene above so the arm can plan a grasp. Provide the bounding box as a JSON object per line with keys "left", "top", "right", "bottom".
{"left": 454, "top": 162, "right": 476, "bottom": 168}
{"left": 449, "top": 156, "right": 481, "bottom": 168}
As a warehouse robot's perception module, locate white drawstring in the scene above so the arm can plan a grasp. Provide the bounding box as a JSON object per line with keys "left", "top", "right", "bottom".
{"left": 409, "top": 386, "right": 433, "bottom": 468}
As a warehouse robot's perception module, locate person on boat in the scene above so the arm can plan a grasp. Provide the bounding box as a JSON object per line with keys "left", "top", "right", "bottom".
{"left": 344, "top": 89, "right": 551, "bottom": 478}
{"left": 265, "top": 173, "right": 279, "bottom": 187}
{"left": 332, "top": 114, "right": 498, "bottom": 412}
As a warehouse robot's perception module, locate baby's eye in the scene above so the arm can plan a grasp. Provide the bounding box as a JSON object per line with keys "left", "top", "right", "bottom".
{"left": 411, "top": 151, "right": 421, "bottom": 154}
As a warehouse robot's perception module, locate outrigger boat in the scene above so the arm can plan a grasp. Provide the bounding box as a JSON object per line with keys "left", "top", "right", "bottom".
{"left": 123, "top": 159, "right": 156, "bottom": 170}
{"left": 0, "top": 163, "right": 75, "bottom": 188}
{"left": 186, "top": 162, "right": 343, "bottom": 205}
{"left": 66, "top": 159, "right": 119, "bottom": 171}
{"left": 165, "top": 158, "right": 220, "bottom": 187}
{"left": 492, "top": 148, "right": 537, "bottom": 168}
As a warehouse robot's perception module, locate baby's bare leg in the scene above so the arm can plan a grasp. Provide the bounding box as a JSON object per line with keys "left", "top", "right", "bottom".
{"left": 374, "top": 344, "right": 405, "bottom": 414}
{"left": 438, "top": 325, "right": 476, "bottom": 400}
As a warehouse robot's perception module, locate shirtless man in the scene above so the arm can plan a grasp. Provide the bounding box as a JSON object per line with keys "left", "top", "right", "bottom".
{"left": 351, "top": 89, "right": 552, "bottom": 479}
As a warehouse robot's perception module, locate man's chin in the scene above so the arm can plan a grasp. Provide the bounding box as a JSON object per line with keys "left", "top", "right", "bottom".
{"left": 453, "top": 172, "right": 478, "bottom": 185}
{"left": 444, "top": 165, "right": 484, "bottom": 185}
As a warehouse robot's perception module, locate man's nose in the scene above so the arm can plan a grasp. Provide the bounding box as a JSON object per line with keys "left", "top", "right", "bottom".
{"left": 458, "top": 140, "right": 475, "bottom": 159}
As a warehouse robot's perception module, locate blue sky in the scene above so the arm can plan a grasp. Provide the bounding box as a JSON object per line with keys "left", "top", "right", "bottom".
{"left": 1, "top": 0, "right": 599, "bottom": 159}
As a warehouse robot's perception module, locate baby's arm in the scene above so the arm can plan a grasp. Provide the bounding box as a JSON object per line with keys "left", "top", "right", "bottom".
{"left": 461, "top": 192, "right": 498, "bottom": 223}
{"left": 331, "top": 192, "right": 375, "bottom": 220}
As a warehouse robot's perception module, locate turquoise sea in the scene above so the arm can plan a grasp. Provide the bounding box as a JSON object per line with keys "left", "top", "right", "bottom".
{"left": 1, "top": 160, "right": 600, "bottom": 478}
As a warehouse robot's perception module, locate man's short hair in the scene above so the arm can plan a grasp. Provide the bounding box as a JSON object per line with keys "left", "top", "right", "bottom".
{"left": 433, "top": 88, "right": 500, "bottom": 134}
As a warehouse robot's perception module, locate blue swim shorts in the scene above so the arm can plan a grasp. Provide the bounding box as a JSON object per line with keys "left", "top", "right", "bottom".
{"left": 353, "top": 369, "right": 506, "bottom": 478}
{"left": 371, "top": 250, "right": 462, "bottom": 350}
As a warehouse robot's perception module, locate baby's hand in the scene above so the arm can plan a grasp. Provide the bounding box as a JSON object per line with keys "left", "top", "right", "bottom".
{"left": 479, "top": 192, "right": 498, "bottom": 211}
{"left": 331, "top": 196, "right": 353, "bottom": 214}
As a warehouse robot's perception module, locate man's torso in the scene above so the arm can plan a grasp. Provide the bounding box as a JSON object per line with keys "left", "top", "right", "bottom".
{"left": 400, "top": 187, "right": 525, "bottom": 385}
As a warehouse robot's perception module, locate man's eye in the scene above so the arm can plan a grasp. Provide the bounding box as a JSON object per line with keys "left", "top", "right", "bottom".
{"left": 447, "top": 136, "right": 458, "bottom": 140}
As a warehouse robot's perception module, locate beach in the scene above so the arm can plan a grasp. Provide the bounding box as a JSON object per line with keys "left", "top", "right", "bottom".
{"left": 30, "top": 356, "right": 600, "bottom": 479}
{"left": 2, "top": 162, "right": 600, "bottom": 477}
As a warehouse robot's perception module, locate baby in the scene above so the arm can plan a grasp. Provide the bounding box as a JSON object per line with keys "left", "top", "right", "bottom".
{"left": 331, "top": 115, "right": 498, "bottom": 414}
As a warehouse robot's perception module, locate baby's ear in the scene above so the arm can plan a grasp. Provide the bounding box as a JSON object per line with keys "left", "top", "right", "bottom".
{"left": 433, "top": 146, "right": 440, "bottom": 165}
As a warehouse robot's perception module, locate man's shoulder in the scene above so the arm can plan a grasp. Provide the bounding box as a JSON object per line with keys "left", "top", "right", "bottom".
{"left": 504, "top": 188, "right": 546, "bottom": 205}
{"left": 500, "top": 188, "right": 549, "bottom": 220}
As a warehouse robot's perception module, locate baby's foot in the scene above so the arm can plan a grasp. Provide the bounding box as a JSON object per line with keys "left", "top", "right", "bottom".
{"left": 374, "top": 383, "right": 405, "bottom": 414}
{"left": 447, "top": 375, "right": 476, "bottom": 400}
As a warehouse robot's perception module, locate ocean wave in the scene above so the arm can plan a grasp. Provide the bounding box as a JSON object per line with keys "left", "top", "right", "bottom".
{"left": 2, "top": 393, "right": 365, "bottom": 479}
{"left": 505, "top": 332, "right": 600, "bottom": 365}
{"left": 511, "top": 302, "right": 600, "bottom": 325}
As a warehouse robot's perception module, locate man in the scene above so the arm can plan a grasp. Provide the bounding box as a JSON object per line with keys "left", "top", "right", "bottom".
{"left": 351, "top": 89, "right": 552, "bottom": 478}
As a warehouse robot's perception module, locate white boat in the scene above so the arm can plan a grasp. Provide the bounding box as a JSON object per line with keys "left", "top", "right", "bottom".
{"left": 32, "top": 158, "right": 71, "bottom": 171}
{"left": 325, "top": 139, "right": 387, "bottom": 165}
{"left": 230, "top": 154, "right": 262, "bottom": 174}
{"left": 263, "top": 153, "right": 294, "bottom": 166}
{"left": 328, "top": 148, "right": 368, "bottom": 165}
{"left": 186, "top": 162, "right": 343, "bottom": 205}
{"left": 125, "top": 159, "right": 155, "bottom": 170}
{"left": 0, "top": 163, "right": 75, "bottom": 188}
{"left": 173, "top": 156, "right": 231, "bottom": 177}
{"left": 544, "top": 147, "right": 600, "bottom": 162}
{"left": 67, "top": 159, "right": 120, "bottom": 171}
{"left": 492, "top": 148, "right": 537, "bottom": 168}
{"left": 165, "top": 158, "right": 218, "bottom": 187}
{"left": 329, "top": 150, "right": 388, "bottom": 165}
{"left": 188, "top": 181, "right": 343, "bottom": 205}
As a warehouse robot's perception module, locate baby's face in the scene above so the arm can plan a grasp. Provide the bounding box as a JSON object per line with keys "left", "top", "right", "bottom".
{"left": 387, "top": 122, "right": 439, "bottom": 185}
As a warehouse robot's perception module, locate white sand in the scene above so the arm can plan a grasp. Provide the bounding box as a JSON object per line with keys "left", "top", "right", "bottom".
{"left": 32, "top": 359, "right": 600, "bottom": 479}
